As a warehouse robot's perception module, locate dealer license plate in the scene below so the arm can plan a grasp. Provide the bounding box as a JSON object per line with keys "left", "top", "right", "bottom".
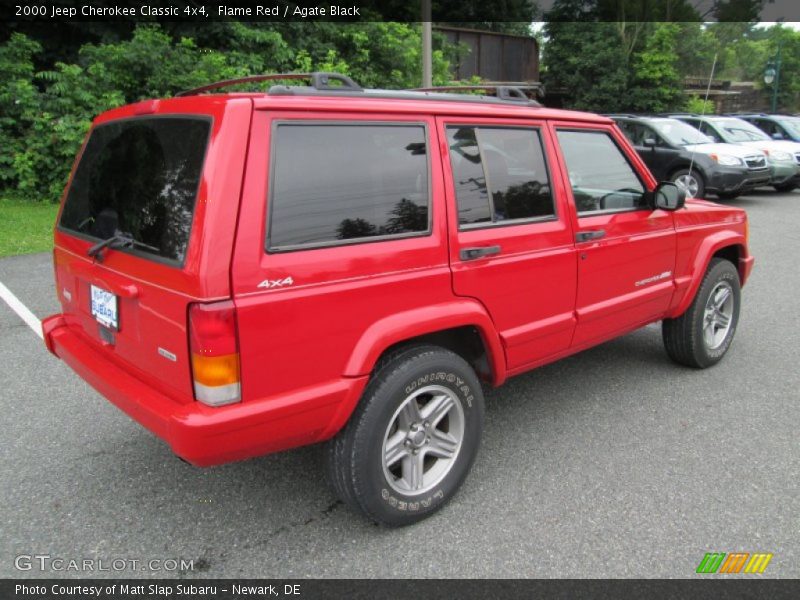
{"left": 90, "top": 285, "right": 118, "bottom": 330}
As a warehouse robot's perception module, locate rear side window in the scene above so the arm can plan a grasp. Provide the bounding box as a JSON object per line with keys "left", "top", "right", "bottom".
{"left": 446, "top": 126, "right": 554, "bottom": 228}
{"left": 59, "top": 117, "right": 210, "bottom": 264}
{"left": 268, "top": 123, "right": 429, "bottom": 251}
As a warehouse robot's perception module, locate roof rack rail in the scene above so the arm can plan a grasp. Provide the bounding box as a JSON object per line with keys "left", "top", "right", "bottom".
{"left": 408, "top": 85, "right": 541, "bottom": 105}
{"left": 176, "top": 72, "right": 362, "bottom": 97}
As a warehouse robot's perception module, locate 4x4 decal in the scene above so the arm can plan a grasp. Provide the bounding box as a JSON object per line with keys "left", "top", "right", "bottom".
{"left": 257, "top": 276, "right": 294, "bottom": 289}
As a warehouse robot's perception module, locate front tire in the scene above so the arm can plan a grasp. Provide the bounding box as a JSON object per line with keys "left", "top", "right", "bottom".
{"left": 671, "top": 168, "right": 706, "bottom": 199}
{"left": 662, "top": 258, "right": 741, "bottom": 368}
{"left": 773, "top": 182, "right": 797, "bottom": 193}
{"left": 325, "top": 345, "right": 484, "bottom": 526}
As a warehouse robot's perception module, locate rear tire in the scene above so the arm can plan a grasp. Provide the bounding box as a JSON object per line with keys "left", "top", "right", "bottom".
{"left": 716, "top": 191, "right": 740, "bottom": 200}
{"left": 671, "top": 168, "right": 705, "bottom": 199}
{"left": 325, "top": 345, "right": 485, "bottom": 526}
{"left": 662, "top": 258, "right": 741, "bottom": 368}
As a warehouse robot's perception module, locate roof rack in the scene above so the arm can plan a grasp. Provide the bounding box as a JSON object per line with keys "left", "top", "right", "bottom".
{"left": 176, "top": 72, "right": 362, "bottom": 97}
{"left": 409, "top": 84, "right": 541, "bottom": 105}
{"left": 176, "top": 71, "right": 545, "bottom": 108}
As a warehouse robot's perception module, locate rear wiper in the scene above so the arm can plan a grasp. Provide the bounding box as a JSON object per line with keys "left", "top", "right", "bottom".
{"left": 87, "top": 233, "right": 160, "bottom": 260}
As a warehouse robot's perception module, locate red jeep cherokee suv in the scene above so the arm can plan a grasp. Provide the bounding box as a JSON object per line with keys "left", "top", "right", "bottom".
{"left": 42, "top": 73, "right": 754, "bottom": 526}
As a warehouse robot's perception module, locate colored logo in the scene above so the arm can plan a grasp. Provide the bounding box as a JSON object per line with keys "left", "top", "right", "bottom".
{"left": 696, "top": 552, "right": 773, "bottom": 574}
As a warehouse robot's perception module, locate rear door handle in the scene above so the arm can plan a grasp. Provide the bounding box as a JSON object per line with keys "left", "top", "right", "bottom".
{"left": 460, "top": 245, "right": 501, "bottom": 261}
{"left": 576, "top": 229, "right": 606, "bottom": 243}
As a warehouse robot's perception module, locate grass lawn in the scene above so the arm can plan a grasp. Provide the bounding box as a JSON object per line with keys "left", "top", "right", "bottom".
{"left": 0, "top": 198, "right": 58, "bottom": 258}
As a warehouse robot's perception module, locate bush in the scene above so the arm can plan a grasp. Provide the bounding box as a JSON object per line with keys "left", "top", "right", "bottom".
{"left": 685, "top": 95, "right": 715, "bottom": 114}
{"left": 0, "top": 34, "right": 41, "bottom": 189}
{"left": 1, "top": 24, "right": 455, "bottom": 203}
{"left": 0, "top": 27, "right": 273, "bottom": 202}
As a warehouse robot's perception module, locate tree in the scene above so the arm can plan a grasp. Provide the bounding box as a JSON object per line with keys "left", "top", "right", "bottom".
{"left": 762, "top": 26, "right": 800, "bottom": 112}
{"left": 1, "top": 22, "right": 463, "bottom": 202}
{"left": 629, "top": 24, "right": 685, "bottom": 112}
{"left": 542, "top": 0, "right": 705, "bottom": 112}
{"left": 542, "top": 16, "right": 630, "bottom": 111}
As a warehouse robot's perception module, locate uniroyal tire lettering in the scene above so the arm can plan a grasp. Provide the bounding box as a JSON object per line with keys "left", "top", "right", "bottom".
{"left": 406, "top": 371, "right": 472, "bottom": 402}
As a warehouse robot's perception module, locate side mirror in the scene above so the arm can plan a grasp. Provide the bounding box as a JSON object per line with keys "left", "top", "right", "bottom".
{"left": 643, "top": 138, "right": 657, "bottom": 148}
{"left": 653, "top": 181, "right": 686, "bottom": 211}
{"left": 771, "top": 132, "right": 784, "bottom": 140}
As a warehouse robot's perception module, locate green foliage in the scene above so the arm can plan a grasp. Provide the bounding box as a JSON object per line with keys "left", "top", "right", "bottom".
{"left": 292, "top": 23, "right": 452, "bottom": 88}
{"left": 1, "top": 23, "right": 455, "bottom": 203}
{"left": 0, "top": 34, "right": 41, "bottom": 188}
{"left": 542, "top": 20, "right": 631, "bottom": 112}
{"left": 674, "top": 23, "right": 717, "bottom": 77}
{"left": 542, "top": 1, "right": 797, "bottom": 114}
{"left": 685, "top": 95, "right": 715, "bottom": 114}
{"left": 759, "top": 26, "right": 800, "bottom": 112}
{"left": 543, "top": 1, "right": 694, "bottom": 112}
{"left": 629, "top": 24, "right": 684, "bottom": 112}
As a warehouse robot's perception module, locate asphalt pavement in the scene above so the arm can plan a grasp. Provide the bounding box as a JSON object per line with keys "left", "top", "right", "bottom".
{"left": 1, "top": 190, "right": 798, "bottom": 579}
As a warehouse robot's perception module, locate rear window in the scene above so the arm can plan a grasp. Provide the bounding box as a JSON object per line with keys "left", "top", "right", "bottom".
{"left": 268, "top": 123, "right": 430, "bottom": 251}
{"left": 59, "top": 117, "right": 211, "bottom": 264}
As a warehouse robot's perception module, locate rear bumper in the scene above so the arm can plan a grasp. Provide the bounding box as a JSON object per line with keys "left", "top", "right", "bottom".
{"left": 42, "top": 315, "right": 368, "bottom": 466}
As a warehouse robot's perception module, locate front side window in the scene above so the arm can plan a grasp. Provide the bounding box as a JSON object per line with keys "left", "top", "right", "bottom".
{"left": 59, "top": 117, "right": 211, "bottom": 264}
{"left": 640, "top": 124, "right": 667, "bottom": 147}
{"left": 268, "top": 123, "right": 429, "bottom": 251}
{"left": 447, "top": 126, "right": 555, "bottom": 228}
{"left": 696, "top": 121, "right": 721, "bottom": 142}
{"left": 556, "top": 129, "right": 646, "bottom": 215}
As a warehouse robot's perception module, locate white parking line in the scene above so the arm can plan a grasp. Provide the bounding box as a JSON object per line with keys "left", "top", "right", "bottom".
{"left": 0, "top": 280, "right": 43, "bottom": 339}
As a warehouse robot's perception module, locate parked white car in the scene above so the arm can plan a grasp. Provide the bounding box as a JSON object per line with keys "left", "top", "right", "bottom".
{"left": 673, "top": 115, "right": 800, "bottom": 192}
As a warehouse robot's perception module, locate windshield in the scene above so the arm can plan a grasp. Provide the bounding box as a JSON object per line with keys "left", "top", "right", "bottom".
{"left": 59, "top": 117, "right": 211, "bottom": 264}
{"left": 776, "top": 117, "right": 800, "bottom": 138}
{"left": 713, "top": 118, "right": 770, "bottom": 142}
{"left": 649, "top": 119, "right": 713, "bottom": 146}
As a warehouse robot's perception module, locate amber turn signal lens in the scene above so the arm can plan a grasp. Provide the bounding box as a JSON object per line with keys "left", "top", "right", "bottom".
{"left": 191, "top": 352, "right": 240, "bottom": 387}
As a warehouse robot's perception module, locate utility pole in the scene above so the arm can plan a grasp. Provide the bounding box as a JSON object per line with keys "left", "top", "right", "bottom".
{"left": 422, "top": 0, "right": 432, "bottom": 88}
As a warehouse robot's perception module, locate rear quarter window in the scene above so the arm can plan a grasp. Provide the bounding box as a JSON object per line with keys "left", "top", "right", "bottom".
{"left": 267, "top": 123, "right": 430, "bottom": 251}
{"left": 59, "top": 117, "right": 211, "bottom": 265}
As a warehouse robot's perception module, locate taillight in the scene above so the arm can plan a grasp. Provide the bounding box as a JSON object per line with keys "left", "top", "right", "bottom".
{"left": 188, "top": 300, "right": 241, "bottom": 407}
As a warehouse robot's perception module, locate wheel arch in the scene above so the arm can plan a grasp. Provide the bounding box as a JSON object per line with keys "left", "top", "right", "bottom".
{"left": 342, "top": 300, "right": 506, "bottom": 387}
{"left": 318, "top": 301, "right": 505, "bottom": 442}
{"left": 669, "top": 233, "right": 747, "bottom": 318}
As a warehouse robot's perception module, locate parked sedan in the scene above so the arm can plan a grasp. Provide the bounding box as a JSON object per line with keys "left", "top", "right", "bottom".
{"left": 671, "top": 114, "right": 800, "bottom": 192}
{"left": 612, "top": 115, "right": 769, "bottom": 199}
